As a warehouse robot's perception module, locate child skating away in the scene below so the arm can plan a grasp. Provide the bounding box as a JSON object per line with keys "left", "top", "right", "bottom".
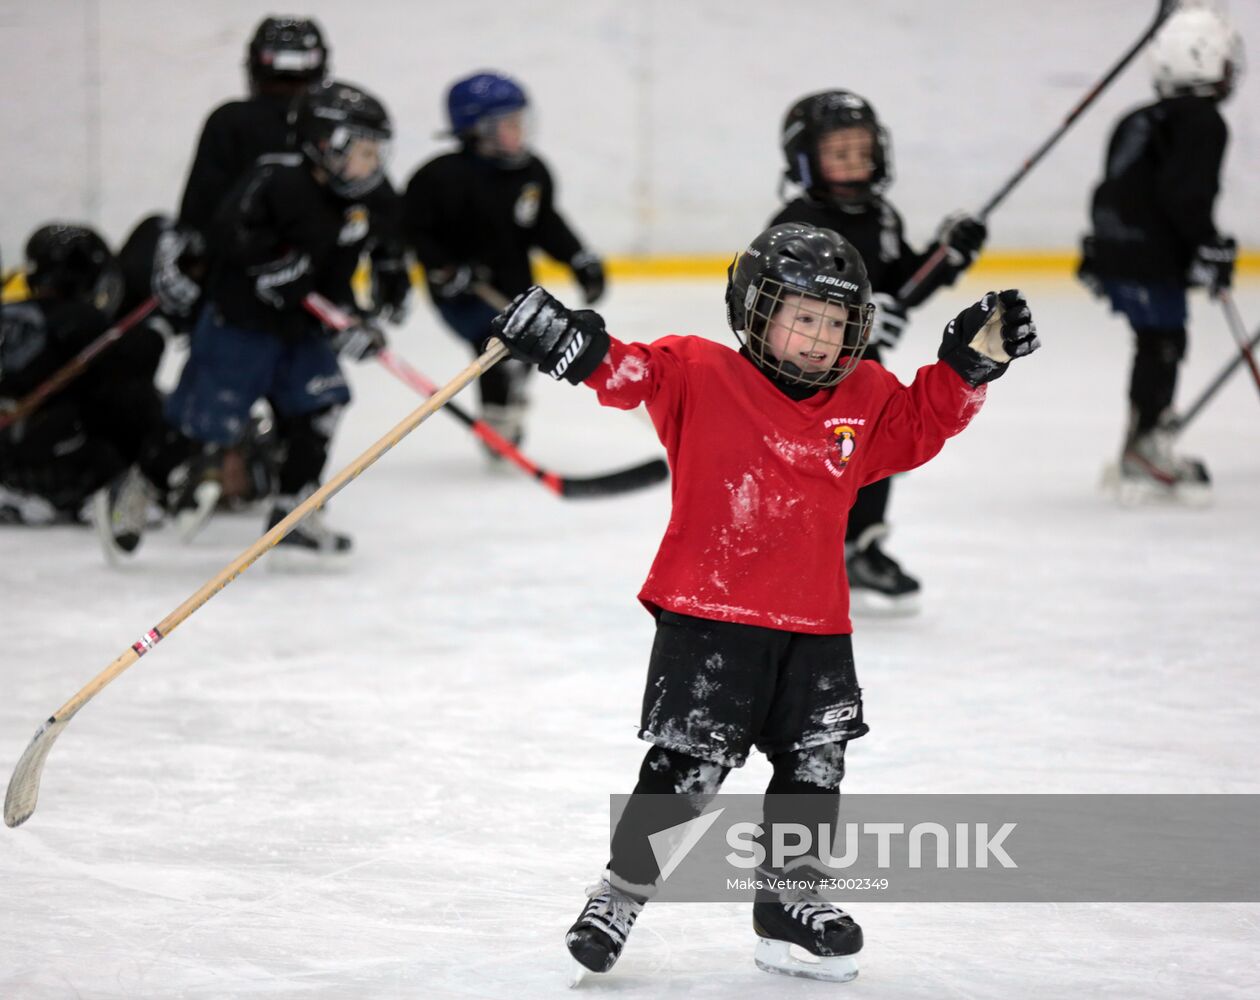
{"left": 775, "top": 90, "right": 989, "bottom": 613}
{"left": 488, "top": 222, "right": 1040, "bottom": 983}
{"left": 1078, "top": 3, "right": 1242, "bottom": 503}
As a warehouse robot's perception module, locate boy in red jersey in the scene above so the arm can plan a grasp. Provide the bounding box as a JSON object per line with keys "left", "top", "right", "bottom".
{"left": 488, "top": 222, "right": 1039, "bottom": 983}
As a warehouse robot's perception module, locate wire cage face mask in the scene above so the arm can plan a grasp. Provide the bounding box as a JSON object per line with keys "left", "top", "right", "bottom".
{"left": 319, "top": 126, "right": 392, "bottom": 198}
{"left": 737, "top": 276, "right": 875, "bottom": 388}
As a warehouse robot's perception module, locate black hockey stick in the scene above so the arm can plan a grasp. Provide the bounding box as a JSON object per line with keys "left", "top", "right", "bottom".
{"left": 305, "top": 293, "right": 668, "bottom": 499}
{"left": 896, "top": 0, "right": 1178, "bottom": 307}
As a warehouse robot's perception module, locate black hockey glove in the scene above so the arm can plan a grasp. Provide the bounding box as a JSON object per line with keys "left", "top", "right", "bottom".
{"left": 151, "top": 225, "right": 205, "bottom": 317}
{"left": 570, "top": 250, "right": 606, "bottom": 305}
{"left": 871, "top": 293, "right": 909, "bottom": 350}
{"left": 330, "top": 317, "right": 387, "bottom": 363}
{"left": 938, "top": 289, "right": 1040, "bottom": 386}
{"left": 373, "top": 252, "right": 412, "bottom": 324}
{"left": 430, "top": 264, "right": 478, "bottom": 300}
{"left": 1076, "top": 235, "right": 1104, "bottom": 299}
{"left": 1188, "top": 235, "right": 1236, "bottom": 297}
{"left": 249, "top": 250, "right": 313, "bottom": 311}
{"left": 936, "top": 213, "right": 987, "bottom": 269}
{"left": 489, "top": 286, "right": 610, "bottom": 385}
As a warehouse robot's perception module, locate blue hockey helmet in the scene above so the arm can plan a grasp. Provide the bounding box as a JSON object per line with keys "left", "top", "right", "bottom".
{"left": 446, "top": 71, "right": 528, "bottom": 135}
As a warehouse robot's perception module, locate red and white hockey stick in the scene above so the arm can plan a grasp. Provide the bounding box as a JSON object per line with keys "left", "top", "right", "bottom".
{"left": 1171, "top": 315, "right": 1260, "bottom": 434}
{"left": 1215, "top": 291, "right": 1260, "bottom": 401}
{"left": 0, "top": 296, "right": 159, "bottom": 432}
{"left": 304, "top": 292, "right": 669, "bottom": 499}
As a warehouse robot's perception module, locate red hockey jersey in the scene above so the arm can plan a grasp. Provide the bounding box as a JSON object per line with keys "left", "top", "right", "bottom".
{"left": 584, "top": 334, "right": 986, "bottom": 634}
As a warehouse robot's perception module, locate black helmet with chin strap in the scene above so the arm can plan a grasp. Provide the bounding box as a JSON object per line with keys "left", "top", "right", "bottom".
{"left": 726, "top": 222, "right": 874, "bottom": 388}
{"left": 290, "top": 79, "right": 392, "bottom": 199}
{"left": 781, "top": 90, "right": 892, "bottom": 206}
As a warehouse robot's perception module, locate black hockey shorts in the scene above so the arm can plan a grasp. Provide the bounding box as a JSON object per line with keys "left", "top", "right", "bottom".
{"left": 638, "top": 610, "right": 868, "bottom": 768}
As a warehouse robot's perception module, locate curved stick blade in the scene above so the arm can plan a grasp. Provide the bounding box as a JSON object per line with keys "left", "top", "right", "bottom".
{"left": 4, "top": 716, "right": 69, "bottom": 828}
{"left": 560, "top": 458, "right": 669, "bottom": 498}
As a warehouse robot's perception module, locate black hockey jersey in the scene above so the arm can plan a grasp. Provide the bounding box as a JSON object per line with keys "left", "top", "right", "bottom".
{"left": 205, "top": 156, "right": 401, "bottom": 339}
{"left": 0, "top": 299, "right": 106, "bottom": 400}
{"left": 1, "top": 298, "right": 163, "bottom": 507}
{"left": 772, "top": 197, "right": 932, "bottom": 298}
{"left": 402, "top": 149, "right": 586, "bottom": 299}
{"left": 1089, "top": 95, "right": 1228, "bottom": 285}
{"left": 179, "top": 94, "right": 293, "bottom": 235}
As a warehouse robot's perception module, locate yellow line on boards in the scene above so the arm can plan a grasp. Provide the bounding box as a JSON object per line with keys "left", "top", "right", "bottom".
{"left": 8, "top": 253, "right": 1258, "bottom": 305}
{"left": 534, "top": 251, "right": 1260, "bottom": 282}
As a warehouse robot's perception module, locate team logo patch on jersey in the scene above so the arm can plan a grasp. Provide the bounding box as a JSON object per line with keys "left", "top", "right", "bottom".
{"left": 515, "top": 183, "right": 541, "bottom": 227}
{"left": 822, "top": 417, "right": 864, "bottom": 478}
{"left": 338, "top": 206, "right": 369, "bottom": 245}
{"left": 832, "top": 425, "right": 857, "bottom": 463}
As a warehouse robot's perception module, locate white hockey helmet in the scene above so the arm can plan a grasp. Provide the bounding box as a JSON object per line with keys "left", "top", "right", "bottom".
{"left": 1149, "top": 3, "right": 1244, "bottom": 98}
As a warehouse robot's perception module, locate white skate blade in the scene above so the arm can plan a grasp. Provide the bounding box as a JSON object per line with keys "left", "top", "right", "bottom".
{"left": 754, "top": 937, "right": 859, "bottom": 983}
{"left": 849, "top": 587, "right": 921, "bottom": 618}
{"left": 568, "top": 959, "right": 588, "bottom": 989}
{"left": 1101, "top": 462, "right": 1212, "bottom": 509}
{"left": 176, "top": 481, "right": 223, "bottom": 542}
{"left": 90, "top": 488, "right": 128, "bottom": 566}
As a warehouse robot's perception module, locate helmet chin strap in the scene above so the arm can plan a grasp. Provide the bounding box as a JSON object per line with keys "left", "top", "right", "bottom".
{"left": 817, "top": 184, "right": 875, "bottom": 213}
{"left": 739, "top": 345, "right": 830, "bottom": 398}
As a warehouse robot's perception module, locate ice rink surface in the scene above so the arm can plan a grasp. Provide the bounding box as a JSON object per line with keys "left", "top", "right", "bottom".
{"left": 2, "top": 277, "right": 1258, "bottom": 999}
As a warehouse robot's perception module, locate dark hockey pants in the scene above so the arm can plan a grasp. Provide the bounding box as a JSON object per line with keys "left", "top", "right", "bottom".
{"left": 1129, "top": 326, "right": 1187, "bottom": 433}
{"left": 608, "top": 743, "right": 847, "bottom": 890}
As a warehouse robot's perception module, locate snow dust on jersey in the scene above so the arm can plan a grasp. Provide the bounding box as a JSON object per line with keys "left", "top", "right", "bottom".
{"left": 1089, "top": 95, "right": 1228, "bottom": 286}
{"left": 584, "top": 335, "right": 985, "bottom": 634}
{"left": 402, "top": 149, "right": 585, "bottom": 299}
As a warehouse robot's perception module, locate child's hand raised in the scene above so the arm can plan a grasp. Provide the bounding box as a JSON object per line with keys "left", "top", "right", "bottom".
{"left": 937, "top": 290, "right": 1040, "bottom": 386}
{"left": 490, "top": 286, "right": 611, "bottom": 384}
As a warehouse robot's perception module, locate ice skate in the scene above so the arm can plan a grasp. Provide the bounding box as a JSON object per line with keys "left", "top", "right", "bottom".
{"left": 91, "top": 466, "right": 159, "bottom": 562}
{"left": 0, "top": 485, "right": 61, "bottom": 526}
{"left": 845, "top": 524, "right": 921, "bottom": 616}
{"left": 265, "top": 485, "right": 352, "bottom": 571}
{"left": 478, "top": 402, "right": 525, "bottom": 467}
{"left": 565, "top": 872, "right": 645, "bottom": 983}
{"left": 752, "top": 866, "right": 862, "bottom": 983}
{"left": 166, "top": 448, "right": 224, "bottom": 542}
{"left": 1103, "top": 416, "right": 1211, "bottom": 508}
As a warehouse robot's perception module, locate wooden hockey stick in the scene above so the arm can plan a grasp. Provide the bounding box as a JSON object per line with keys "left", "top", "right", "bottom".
{"left": 896, "top": 0, "right": 1178, "bottom": 307}
{"left": 4, "top": 338, "right": 507, "bottom": 828}
{"left": 0, "top": 296, "right": 159, "bottom": 432}
{"left": 472, "top": 281, "right": 511, "bottom": 312}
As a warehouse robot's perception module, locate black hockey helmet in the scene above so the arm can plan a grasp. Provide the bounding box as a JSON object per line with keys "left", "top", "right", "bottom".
{"left": 24, "top": 223, "right": 123, "bottom": 318}
{"left": 781, "top": 90, "right": 892, "bottom": 204}
{"left": 726, "top": 223, "right": 874, "bottom": 388}
{"left": 247, "top": 16, "right": 329, "bottom": 90}
{"left": 290, "top": 79, "right": 392, "bottom": 199}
